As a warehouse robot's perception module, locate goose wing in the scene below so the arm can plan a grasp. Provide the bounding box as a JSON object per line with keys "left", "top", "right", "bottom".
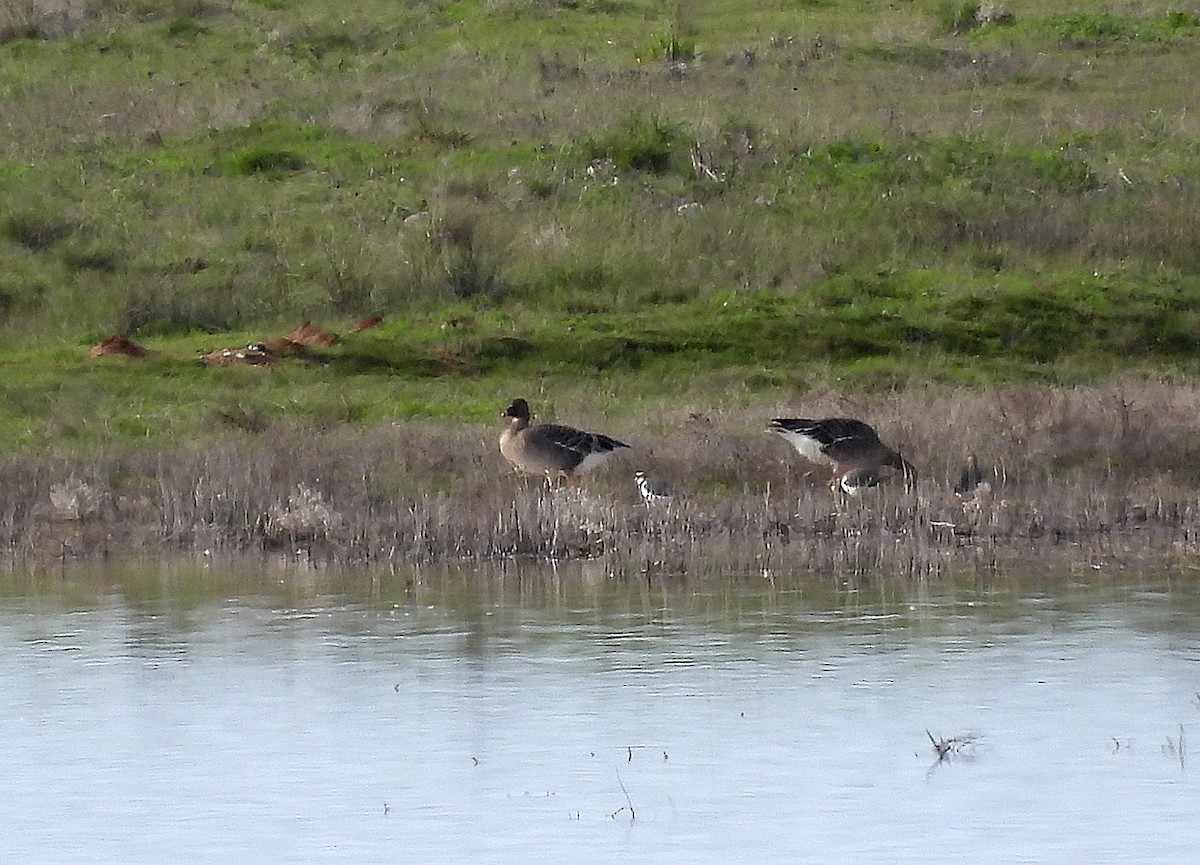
{"left": 770, "top": 417, "right": 884, "bottom": 466}
{"left": 528, "top": 423, "right": 630, "bottom": 471}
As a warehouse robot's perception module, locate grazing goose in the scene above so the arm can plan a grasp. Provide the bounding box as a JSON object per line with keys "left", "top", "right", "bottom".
{"left": 634, "top": 470, "right": 673, "bottom": 505}
{"left": 769, "top": 417, "right": 917, "bottom": 489}
{"left": 954, "top": 453, "right": 992, "bottom": 499}
{"left": 499, "top": 398, "right": 630, "bottom": 484}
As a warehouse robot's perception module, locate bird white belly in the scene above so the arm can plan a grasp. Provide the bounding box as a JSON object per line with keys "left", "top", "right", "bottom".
{"left": 574, "top": 449, "right": 616, "bottom": 475}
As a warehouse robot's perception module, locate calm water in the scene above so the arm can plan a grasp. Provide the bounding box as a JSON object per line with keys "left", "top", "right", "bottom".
{"left": 1, "top": 559, "right": 1198, "bottom": 864}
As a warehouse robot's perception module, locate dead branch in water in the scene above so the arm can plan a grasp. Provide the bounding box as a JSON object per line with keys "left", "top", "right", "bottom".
{"left": 612, "top": 768, "right": 636, "bottom": 822}
{"left": 927, "top": 729, "right": 982, "bottom": 764}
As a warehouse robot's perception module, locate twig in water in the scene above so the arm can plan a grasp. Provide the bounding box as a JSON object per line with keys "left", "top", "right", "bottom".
{"left": 1163, "top": 725, "right": 1186, "bottom": 771}
{"left": 613, "top": 768, "right": 636, "bottom": 822}
{"left": 927, "top": 729, "right": 981, "bottom": 763}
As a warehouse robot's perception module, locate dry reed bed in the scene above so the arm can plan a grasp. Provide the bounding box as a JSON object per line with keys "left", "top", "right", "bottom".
{"left": 4, "top": 382, "right": 1200, "bottom": 575}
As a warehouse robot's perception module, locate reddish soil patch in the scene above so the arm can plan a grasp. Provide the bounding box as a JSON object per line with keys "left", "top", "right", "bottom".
{"left": 286, "top": 321, "right": 340, "bottom": 347}
{"left": 260, "top": 337, "right": 320, "bottom": 359}
{"left": 350, "top": 315, "right": 383, "bottom": 332}
{"left": 90, "top": 335, "right": 154, "bottom": 358}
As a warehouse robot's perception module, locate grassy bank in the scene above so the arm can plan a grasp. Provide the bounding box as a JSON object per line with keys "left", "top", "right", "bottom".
{"left": 1, "top": 4, "right": 1200, "bottom": 415}
{"left": 5, "top": 383, "right": 1200, "bottom": 570}
{"left": 2, "top": 1, "right": 1200, "bottom": 563}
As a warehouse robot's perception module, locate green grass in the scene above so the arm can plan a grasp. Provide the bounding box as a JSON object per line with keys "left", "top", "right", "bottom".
{"left": 0, "top": 263, "right": 1195, "bottom": 451}
{"left": 1, "top": 0, "right": 1200, "bottom": 451}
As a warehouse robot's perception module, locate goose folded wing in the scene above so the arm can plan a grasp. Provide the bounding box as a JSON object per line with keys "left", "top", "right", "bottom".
{"left": 777, "top": 419, "right": 880, "bottom": 455}
{"left": 536, "top": 424, "right": 628, "bottom": 461}
{"left": 821, "top": 431, "right": 882, "bottom": 463}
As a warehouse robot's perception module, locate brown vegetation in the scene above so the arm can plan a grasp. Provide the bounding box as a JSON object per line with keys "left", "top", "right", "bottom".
{"left": 4, "top": 381, "right": 1200, "bottom": 573}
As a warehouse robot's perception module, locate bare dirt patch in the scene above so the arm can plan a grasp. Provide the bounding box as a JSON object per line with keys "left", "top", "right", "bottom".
{"left": 90, "top": 335, "right": 154, "bottom": 359}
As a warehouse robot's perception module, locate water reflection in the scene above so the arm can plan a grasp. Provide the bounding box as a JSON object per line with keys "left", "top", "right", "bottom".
{"left": 1, "top": 557, "right": 1198, "bottom": 864}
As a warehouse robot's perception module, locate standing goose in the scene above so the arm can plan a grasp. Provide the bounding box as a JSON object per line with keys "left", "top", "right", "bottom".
{"left": 499, "top": 398, "right": 630, "bottom": 484}
{"left": 769, "top": 417, "right": 917, "bottom": 489}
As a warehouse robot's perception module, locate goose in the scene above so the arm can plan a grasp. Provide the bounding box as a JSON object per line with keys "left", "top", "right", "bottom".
{"left": 499, "top": 398, "right": 630, "bottom": 484}
{"left": 769, "top": 417, "right": 916, "bottom": 489}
